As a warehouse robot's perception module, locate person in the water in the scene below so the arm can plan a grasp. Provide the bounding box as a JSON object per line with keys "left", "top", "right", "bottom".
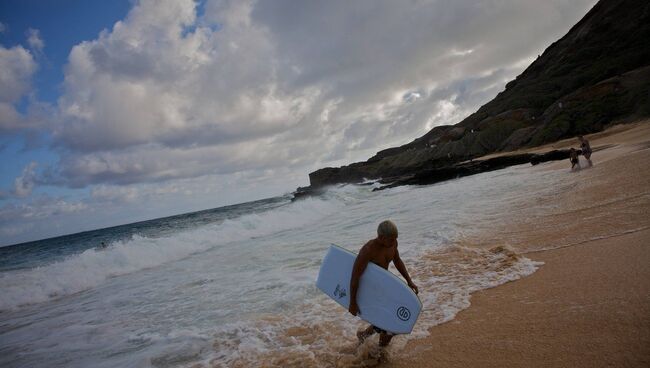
{"left": 569, "top": 148, "right": 581, "bottom": 171}
{"left": 578, "top": 135, "right": 593, "bottom": 167}
{"left": 349, "top": 220, "right": 419, "bottom": 347}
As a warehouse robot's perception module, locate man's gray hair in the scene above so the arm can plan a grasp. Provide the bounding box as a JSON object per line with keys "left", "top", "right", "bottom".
{"left": 377, "top": 220, "right": 398, "bottom": 237}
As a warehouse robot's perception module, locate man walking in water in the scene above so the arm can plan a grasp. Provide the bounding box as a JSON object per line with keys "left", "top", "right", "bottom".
{"left": 578, "top": 135, "right": 593, "bottom": 167}
{"left": 349, "top": 220, "right": 419, "bottom": 347}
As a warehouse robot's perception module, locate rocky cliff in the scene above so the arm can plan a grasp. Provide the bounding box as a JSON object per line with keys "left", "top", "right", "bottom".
{"left": 303, "top": 0, "right": 650, "bottom": 191}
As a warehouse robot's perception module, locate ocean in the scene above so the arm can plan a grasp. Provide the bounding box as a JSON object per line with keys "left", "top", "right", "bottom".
{"left": 0, "top": 164, "right": 554, "bottom": 368}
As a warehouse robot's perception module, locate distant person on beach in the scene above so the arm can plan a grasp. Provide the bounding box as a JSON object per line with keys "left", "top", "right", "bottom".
{"left": 569, "top": 148, "right": 581, "bottom": 171}
{"left": 349, "top": 220, "right": 419, "bottom": 347}
{"left": 578, "top": 135, "right": 593, "bottom": 166}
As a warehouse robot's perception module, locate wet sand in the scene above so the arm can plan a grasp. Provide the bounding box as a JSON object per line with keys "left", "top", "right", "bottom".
{"left": 386, "top": 229, "right": 650, "bottom": 368}
{"left": 385, "top": 121, "right": 650, "bottom": 368}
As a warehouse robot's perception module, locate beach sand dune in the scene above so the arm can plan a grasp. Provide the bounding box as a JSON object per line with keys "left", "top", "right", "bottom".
{"left": 385, "top": 121, "right": 650, "bottom": 368}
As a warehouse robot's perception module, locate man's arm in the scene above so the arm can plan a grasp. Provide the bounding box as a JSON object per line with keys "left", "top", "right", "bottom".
{"left": 394, "top": 248, "right": 419, "bottom": 294}
{"left": 349, "top": 246, "right": 370, "bottom": 316}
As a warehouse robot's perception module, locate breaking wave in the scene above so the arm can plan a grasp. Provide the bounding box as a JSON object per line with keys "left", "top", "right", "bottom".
{"left": 0, "top": 196, "right": 340, "bottom": 311}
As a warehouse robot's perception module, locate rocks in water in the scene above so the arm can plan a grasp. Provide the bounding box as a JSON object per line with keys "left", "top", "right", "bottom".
{"left": 530, "top": 150, "right": 572, "bottom": 165}
{"left": 369, "top": 149, "right": 576, "bottom": 191}
{"left": 372, "top": 153, "right": 534, "bottom": 191}
{"left": 292, "top": 148, "right": 577, "bottom": 199}
{"left": 291, "top": 186, "right": 326, "bottom": 201}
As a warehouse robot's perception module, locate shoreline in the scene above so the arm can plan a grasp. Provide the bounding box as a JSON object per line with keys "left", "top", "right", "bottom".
{"left": 386, "top": 228, "right": 650, "bottom": 368}
{"left": 384, "top": 122, "right": 650, "bottom": 367}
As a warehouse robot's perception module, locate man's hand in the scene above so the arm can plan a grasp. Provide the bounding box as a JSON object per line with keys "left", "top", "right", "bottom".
{"left": 349, "top": 301, "right": 360, "bottom": 316}
{"left": 408, "top": 281, "right": 419, "bottom": 295}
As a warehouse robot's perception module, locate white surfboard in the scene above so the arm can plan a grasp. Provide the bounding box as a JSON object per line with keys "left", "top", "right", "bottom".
{"left": 316, "top": 244, "right": 422, "bottom": 334}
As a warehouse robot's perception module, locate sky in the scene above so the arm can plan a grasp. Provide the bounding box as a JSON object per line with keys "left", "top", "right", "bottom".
{"left": 0, "top": 0, "right": 598, "bottom": 246}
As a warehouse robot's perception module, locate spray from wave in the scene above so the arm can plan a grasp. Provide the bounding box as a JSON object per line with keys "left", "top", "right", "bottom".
{"left": 0, "top": 196, "right": 340, "bottom": 311}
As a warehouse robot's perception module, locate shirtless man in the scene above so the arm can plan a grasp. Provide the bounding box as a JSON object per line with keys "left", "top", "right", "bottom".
{"left": 348, "top": 220, "right": 419, "bottom": 347}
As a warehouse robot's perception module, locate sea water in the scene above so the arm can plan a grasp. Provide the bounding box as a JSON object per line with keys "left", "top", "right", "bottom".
{"left": 0, "top": 163, "right": 566, "bottom": 368}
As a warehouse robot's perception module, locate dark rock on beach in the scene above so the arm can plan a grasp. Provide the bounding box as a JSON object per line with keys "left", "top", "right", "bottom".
{"left": 372, "top": 150, "right": 577, "bottom": 191}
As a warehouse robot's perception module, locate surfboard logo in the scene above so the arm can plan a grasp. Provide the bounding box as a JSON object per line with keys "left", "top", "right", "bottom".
{"left": 333, "top": 284, "right": 347, "bottom": 299}
{"left": 396, "top": 306, "right": 411, "bottom": 321}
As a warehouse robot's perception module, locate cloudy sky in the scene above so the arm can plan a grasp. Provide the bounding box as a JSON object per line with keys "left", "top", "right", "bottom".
{"left": 0, "top": 0, "right": 597, "bottom": 246}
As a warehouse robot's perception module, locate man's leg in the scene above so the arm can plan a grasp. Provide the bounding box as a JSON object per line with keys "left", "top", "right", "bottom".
{"left": 573, "top": 161, "right": 581, "bottom": 170}
{"left": 379, "top": 332, "right": 394, "bottom": 347}
{"left": 357, "top": 325, "right": 376, "bottom": 342}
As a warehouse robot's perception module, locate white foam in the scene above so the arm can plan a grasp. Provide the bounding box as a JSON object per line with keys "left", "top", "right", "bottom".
{"left": 407, "top": 246, "right": 543, "bottom": 339}
{"left": 0, "top": 196, "right": 340, "bottom": 311}
{"left": 200, "top": 245, "right": 543, "bottom": 366}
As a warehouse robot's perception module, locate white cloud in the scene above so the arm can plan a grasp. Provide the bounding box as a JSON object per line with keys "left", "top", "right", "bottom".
{"left": 47, "top": 136, "right": 317, "bottom": 187}
{"left": 0, "top": 45, "right": 37, "bottom": 103}
{"left": 13, "top": 161, "right": 38, "bottom": 197}
{"left": 56, "top": 0, "right": 310, "bottom": 153}
{"left": 91, "top": 185, "right": 139, "bottom": 203}
{"left": 42, "top": 0, "right": 598, "bottom": 191}
{"left": 0, "top": 196, "right": 87, "bottom": 222}
{"left": 0, "top": 44, "right": 39, "bottom": 132}
{"left": 0, "top": 222, "right": 33, "bottom": 238}
{"left": 0, "top": 195, "right": 91, "bottom": 245}
{"left": 26, "top": 28, "right": 44, "bottom": 54}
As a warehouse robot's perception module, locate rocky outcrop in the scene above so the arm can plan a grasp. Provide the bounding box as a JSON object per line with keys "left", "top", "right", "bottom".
{"left": 372, "top": 149, "right": 575, "bottom": 191}
{"left": 297, "top": 0, "right": 650, "bottom": 195}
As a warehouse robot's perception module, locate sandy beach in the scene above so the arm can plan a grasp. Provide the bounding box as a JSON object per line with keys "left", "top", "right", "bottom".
{"left": 385, "top": 121, "right": 650, "bottom": 368}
